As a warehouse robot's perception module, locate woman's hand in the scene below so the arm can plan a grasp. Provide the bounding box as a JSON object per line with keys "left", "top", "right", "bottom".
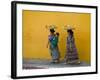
{"left": 46, "top": 44, "right": 48, "bottom": 48}
{"left": 46, "top": 41, "right": 49, "bottom": 48}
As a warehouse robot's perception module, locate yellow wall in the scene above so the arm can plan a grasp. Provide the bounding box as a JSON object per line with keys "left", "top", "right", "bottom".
{"left": 22, "top": 10, "right": 91, "bottom": 63}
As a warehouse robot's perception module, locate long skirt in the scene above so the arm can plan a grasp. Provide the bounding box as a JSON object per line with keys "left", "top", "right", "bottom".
{"left": 49, "top": 47, "right": 60, "bottom": 60}
{"left": 65, "top": 43, "right": 79, "bottom": 63}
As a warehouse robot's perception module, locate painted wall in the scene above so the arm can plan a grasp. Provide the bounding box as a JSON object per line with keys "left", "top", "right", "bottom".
{"left": 23, "top": 10, "right": 91, "bottom": 63}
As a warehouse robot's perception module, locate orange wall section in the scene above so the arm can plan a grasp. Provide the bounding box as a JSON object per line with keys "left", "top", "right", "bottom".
{"left": 22, "top": 10, "right": 91, "bottom": 63}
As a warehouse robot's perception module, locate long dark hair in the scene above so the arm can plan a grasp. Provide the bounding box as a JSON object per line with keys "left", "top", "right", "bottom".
{"left": 67, "top": 29, "right": 74, "bottom": 38}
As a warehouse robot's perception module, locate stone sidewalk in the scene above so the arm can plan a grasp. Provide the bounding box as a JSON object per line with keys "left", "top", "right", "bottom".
{"left": 23, "top": 59, "right": 90, "bottom": 69}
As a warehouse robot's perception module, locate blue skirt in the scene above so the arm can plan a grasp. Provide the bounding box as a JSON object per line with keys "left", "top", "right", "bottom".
{"left": 49, "top": 47, "right": 60, "bottom": 60}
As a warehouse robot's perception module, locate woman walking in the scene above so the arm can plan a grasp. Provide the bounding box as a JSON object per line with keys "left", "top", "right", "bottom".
{"left": 64, "top": 25, "right": 80, "bottom": 64}
{"left": 46, "top": 25, "right": 60, "bottom": 63}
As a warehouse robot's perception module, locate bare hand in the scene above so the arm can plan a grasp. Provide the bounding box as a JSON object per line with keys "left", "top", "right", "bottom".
{"left": 46, "top": 45, "right": 48, "bottom": 48}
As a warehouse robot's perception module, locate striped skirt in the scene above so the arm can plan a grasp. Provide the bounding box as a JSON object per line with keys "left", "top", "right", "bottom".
{"left": 65, "top": 42, "right": 79, "bottom": 63}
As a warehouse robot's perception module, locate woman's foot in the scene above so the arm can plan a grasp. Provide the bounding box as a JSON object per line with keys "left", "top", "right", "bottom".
{"left": 51, "top": 59, "right": 60, "bottom": 63}
{"left": 54, "top": 60, "right": 60, "bottom": 63}
{"left": 77, "top": 61, "right": 81, "bottom": 64}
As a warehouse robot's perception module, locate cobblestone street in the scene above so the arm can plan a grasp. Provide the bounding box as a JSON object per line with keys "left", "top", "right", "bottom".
{"left": 23, "top": 59, "right": 90, "bottom": 69}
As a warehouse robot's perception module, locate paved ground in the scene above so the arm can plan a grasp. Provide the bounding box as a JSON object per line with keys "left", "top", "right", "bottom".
{"left": 23, "top": 59, "right": 90, "bottom": 69}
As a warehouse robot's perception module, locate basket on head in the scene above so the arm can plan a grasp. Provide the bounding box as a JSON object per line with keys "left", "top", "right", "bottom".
{"left": 45, "top": 25, "right": 57, "bottom": 30}
{"left": 64, "top": 25, "right": 75, "bottom": 30}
